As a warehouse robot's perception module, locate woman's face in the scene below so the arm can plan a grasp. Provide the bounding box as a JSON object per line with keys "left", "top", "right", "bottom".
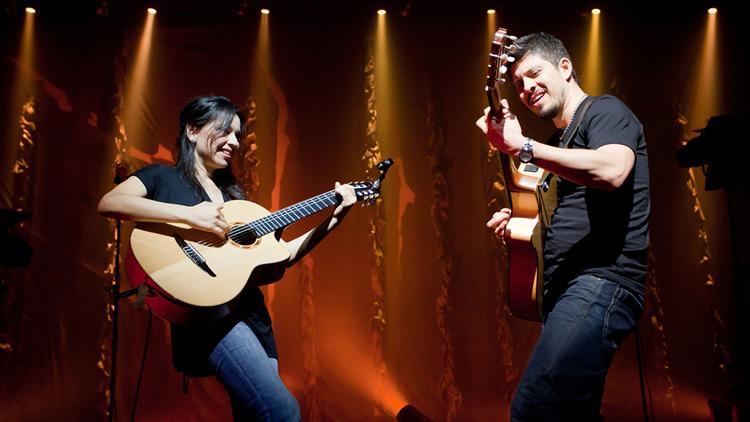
{"left": 190, "top": 114, "right": 241, "bottom": 173}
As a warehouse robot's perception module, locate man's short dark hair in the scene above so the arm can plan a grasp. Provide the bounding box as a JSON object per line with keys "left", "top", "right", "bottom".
{"left": 511, "top": 32, "right": 579, "bottom": 83}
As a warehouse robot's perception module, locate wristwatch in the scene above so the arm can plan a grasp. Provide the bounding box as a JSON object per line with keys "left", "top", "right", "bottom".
{"left": 519, "top": 138, "right": 534, "bottom": 163}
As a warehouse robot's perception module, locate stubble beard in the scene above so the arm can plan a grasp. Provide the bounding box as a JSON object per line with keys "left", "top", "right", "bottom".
{"left": 538, "top": 102, "right": 561, "bottom": 121}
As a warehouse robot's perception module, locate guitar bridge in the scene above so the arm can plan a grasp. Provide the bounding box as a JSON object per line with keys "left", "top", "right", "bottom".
{"left": 173, "top": 234, "right": 217, "bottom": 277}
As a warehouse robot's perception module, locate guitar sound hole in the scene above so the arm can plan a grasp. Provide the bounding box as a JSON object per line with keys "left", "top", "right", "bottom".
{"left": 229, "top": 225, "right": 259, "bottom": 247}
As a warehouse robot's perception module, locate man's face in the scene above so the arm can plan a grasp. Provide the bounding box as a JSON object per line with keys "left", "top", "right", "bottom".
{"left": 511, "top": 53, "right": 567, "bottom": 121}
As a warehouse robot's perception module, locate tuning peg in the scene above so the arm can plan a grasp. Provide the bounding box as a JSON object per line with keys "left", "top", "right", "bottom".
{"left": 499, "top": 65, "right": 507, "bottom": 75}
{"left": 377, "top": 158, "right": 394, "bottom": 171}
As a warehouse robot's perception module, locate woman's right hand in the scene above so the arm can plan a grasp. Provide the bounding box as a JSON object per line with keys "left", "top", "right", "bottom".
{"left": 486, "top": 207, "right": 512, "bottom": 238}
{"left": 184, "top": 202, "right": 229, "bottom": 237}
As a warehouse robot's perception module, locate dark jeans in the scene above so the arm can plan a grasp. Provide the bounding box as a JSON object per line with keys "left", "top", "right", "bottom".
{"left": 511, "top": 274, "right": 644, "bottom": 421}
{"left": 209, "top": 321, "right": 301, "bottom": 421}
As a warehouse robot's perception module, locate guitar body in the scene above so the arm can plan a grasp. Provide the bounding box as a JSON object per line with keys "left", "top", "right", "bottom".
{"left": 123, "top": 159, "right": 394, "bottom": 327}
{"left": 499, "top": 154, "right": 553, "bottom": 322}
{"left": 485, "top": 27, "right": 558, "bottom": 322}
{"left": 125, "top": 199, "right": 291, "bottom": 326}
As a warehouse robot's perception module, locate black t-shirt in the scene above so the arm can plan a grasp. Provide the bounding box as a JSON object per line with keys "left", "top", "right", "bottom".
{"left": 132, "top": 164, "right": 277, "bottom": 375}
{"left": 543, "top": 95, "right": 650, "bottom": 295}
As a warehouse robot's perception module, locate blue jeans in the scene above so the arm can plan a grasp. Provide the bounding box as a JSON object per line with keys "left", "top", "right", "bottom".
{"left": 209, "top": 321, "right": 301, "bottom": 421}
{"left": 511, "top": 275, "right": 644, "bottom": 421}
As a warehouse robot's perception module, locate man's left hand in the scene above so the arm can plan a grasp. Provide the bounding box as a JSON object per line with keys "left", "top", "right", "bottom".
{"left": 476, "top": 99, "right": 525, "bottom": 156}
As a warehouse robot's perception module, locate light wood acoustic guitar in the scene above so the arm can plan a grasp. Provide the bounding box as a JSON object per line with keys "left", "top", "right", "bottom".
{"left": 125, "top": 159, "right": 393, "bottom": 326}
{"left": 485, "top": 28, "right": 557, "bottom": 322}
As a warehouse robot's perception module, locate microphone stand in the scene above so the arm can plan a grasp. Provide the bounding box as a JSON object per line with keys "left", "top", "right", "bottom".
{"left": 107, "top": 218, "right": 121, "bottom": 422}
{"left": 106, "top": 173, "right": 142, "bottom": 422}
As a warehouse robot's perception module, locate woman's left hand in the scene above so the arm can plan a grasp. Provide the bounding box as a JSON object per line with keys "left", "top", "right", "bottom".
{"left": 333, "top": 182, "right": 356, "bottom": 217}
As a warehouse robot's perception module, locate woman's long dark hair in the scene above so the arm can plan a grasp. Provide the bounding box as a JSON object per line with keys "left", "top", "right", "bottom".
{"left": 176, "top": 95, "right": 245, "bottom": 200}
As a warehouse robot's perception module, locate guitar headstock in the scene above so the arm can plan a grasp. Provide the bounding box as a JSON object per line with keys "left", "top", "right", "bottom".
{"left": 486, "top": 27, "right": 518, "bottom": 117}
{"left": 349, "top": 158, "right": 394, "bottom": 206}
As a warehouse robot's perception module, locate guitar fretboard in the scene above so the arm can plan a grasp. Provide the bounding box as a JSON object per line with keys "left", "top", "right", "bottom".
{"left": 229, "top": 190, "right": 340, "bottom": 241}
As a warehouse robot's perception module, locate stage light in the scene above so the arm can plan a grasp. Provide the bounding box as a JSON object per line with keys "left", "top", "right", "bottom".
{"left": 25, "top": 7, "right": 36, "bottom": 14}
{"left": 582, "top": 6, "right": 603, "bottom": 95}
{"left": 396, "top": 405, "right": 433, "bottom": 422}
{"left": 147, "top": 7, "right": 156, "bottom": 14}
{"left": 685, "top": 0, "right": 719, "bottom": 147}
{"left": 676, "top": 114, "right": 742, "bottom": 191}
{"left": 708, "top": 7, "right": 717, "bottom": 14}
{"left": 378, "top": 9, "right": 386, "bottom": 15}
{"left": 121, "top": 2, "right": 156, "bottom": 168}
{"left": 260, "top": 8, "right": 270, "bottom": 14}
{"left": 708, "top": 397, "right": 750, "bottom": 422}
{"left": 487, "top": 9, "right": 496, "bottom": 15}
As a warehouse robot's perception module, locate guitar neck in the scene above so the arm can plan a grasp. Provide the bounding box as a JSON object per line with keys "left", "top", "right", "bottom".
{"left": 236, "top": 190, "right": 340, "bottom": 238}
{"left": 486, "top": 85, "right": 502, "bottom": 118}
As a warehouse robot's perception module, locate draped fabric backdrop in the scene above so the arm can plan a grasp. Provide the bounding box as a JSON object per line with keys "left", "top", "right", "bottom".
{"left": 1, "top": 3, "right": 748, "bottom": 421}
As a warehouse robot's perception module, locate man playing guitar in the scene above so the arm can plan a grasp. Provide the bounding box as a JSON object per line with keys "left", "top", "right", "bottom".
{"left": 477, "top": 32, "right": 650, "bottom": 420}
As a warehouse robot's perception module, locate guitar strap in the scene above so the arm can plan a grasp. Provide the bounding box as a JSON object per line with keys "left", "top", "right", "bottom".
{"left": 536, "top": 96, "right": 596, "bottom": 234}
{"left": 539, "top": 95, "right": 596, "bottom": 189}
{"left": 560, "top": 95, "right": 595, "bottom": 149}
{"left": 133, "top": 284, "right": 150, "bottom": 309}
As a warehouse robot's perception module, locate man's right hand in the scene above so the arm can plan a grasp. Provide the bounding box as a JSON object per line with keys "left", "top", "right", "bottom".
{"left": 486, "top": 207, "right": 512, "bottom": 238}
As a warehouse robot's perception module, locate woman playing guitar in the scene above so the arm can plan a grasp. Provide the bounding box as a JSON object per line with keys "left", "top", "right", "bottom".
{"left": 98, "top": 95, "right": 357, "bottom": 421}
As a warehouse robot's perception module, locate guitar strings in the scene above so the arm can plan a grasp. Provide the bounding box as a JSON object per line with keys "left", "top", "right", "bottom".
{"left": 182, "top": 183, "right": 375, "bottom": 262}
{"left": 228, "top": 190, "right": 340, "bottom": 243}
{"left": 187, "top": 191, "right": 340, "bottom": 253}
{"left": 199, "top": 181, "right": 375, "bottom": 246}
{"left": 233, "top": 191, "right": 337, "bottom": 238}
